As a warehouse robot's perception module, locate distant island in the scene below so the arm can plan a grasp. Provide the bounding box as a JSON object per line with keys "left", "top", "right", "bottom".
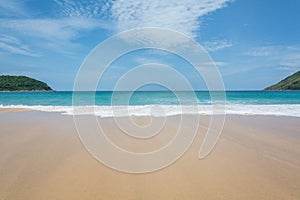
{"left": 0, "top": 75, "right": 53, "bottom": 91}
{"left": 265, "top": 71, "right": 300, "bottom": 91}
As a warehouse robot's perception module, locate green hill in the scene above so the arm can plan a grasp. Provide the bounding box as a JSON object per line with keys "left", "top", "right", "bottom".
{"left": 265, "top": 71, "right": 300, "bottom": 90}
{"left": 0, "top": 75, "right": 53, "bottom": 91}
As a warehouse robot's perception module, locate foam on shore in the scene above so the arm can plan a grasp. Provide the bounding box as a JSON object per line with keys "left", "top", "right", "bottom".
{"left": 1, "top": 104, "right": 300, "bottom": 118}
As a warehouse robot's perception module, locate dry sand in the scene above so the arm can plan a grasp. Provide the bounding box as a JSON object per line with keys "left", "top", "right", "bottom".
{"left": 0, "top": 110, "right": 299, "bottom": 200}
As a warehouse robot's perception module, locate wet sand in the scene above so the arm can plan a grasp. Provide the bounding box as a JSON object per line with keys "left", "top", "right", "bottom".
{"left": 0, "top": 110, "right": 299, "bottom": 200}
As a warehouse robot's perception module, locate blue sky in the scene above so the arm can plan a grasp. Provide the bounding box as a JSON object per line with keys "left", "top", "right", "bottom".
{"left": 0, "top": 0, "right": 299, "bottom": 90}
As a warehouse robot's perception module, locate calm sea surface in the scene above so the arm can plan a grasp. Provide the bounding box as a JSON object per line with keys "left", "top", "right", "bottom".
{"left": 0, "top": 91, "right": 299, "bottom": 106}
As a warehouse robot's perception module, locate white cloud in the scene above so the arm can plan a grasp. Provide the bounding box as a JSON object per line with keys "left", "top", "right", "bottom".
{"left": 54, "top": 0, "right": 110, "bottom": 18}
{"left": 0, "top": 1, "right": 112, "bottom": 54}
{"left": 109, "top": 0, "right": 232, "bottom": 38}
{"left": 279, "top": 53, "right": 300, "bottom": 67}
{"left": 211, "top": 61, "right": 227, "bottom": 66}
{"left": 245, "top": 45, "right": 300, "bottom": 71}
{"left": 203, "top": 40, "right": 233, "bottom": 51}
{"left": 244, "top": 46, "right": 274, "bottom": 57}
{"left": 196, "top": 61, "right": 227, "bottom": 69}
{"left": 135, "top": 57, "right": 167, "bottom": 65}
{"left": 55, "top": 0, "right": 233, "bottom": 38}
{"left": 0, "top": 18, "right": 108, "bottom": 42}
{"left": 0, "top": 0, "right": 28, "bottom": 17}
{"left": 0, "top": 34, "right": 39, "bottom": 57}
{"left": 0, "top": 0, "right": 233, "bottom": 54}
{"left": 0, "top": 17, "right": 111, "bottom": 54}
{"left": 276, "top": 66, "right": 299, "bottom": 71}
{"left": 0, "top": 42, "right": 37, "bottom": 57}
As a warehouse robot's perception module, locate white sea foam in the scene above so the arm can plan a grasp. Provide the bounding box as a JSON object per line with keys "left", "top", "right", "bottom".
{"left": 1, "top": 104, "right": 300, "bottom": 118}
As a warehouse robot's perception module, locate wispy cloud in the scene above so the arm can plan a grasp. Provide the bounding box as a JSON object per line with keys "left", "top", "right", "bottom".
{"left": 55, "top": 0, "right": 233, "bottom": 38}
{"left": 278, "top": 52, "right": 300, "bottom": 68}
{"left": 212, "top": 61, "right": 227, "bottom": 67}
{"left": 244, "top": 45, "right": 300, "bottom": 71}
{"left": 0, "top": 0, "right": 28, "bottom": 17}
{"left": 0, "top": 0, "right": 112, "bottom": 55}
{"left": 203, "top": 40, "right": 233, "bottom": 51}
{"left": 0, "top": 34, "right": 39, "bottom": 57}
{"left": 0, "top": 17, "right": 111, "bottom": 54}
{"left": 0, "top": 0, "right": 233, "bottom": 55}
{"left": 135, "top": 57, "right": 161, "bottom": 65}
{"left": 109, "top": 0, "right": 232, "bottom": 38}
{"left": 0, "top": 18, "right": 108, "bottom": 41}
{"left": 244, "top": 46, "right": 275, "bottom": 56}
{"left": 54, "top": 0, "right": 110, "bottom": 18}
{"left": 196, "top": 61, "right": 227, "bottom": 69}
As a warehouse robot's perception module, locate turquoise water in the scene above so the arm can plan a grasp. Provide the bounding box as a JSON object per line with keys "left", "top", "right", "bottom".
{"left": 0, "top": 91, "right": 299, "bottom": 106}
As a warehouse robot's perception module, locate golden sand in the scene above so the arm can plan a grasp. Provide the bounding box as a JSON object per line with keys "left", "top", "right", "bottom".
{"left": 0, "top": 111, "right": 299, "bottom": 199}
{"left": 0, "top": 108, "right": 30, "bottom": 114}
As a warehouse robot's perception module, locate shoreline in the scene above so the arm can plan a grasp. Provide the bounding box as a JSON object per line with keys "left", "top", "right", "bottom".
{"left": 1, "top": 104, "right": 300, "bottom": 118}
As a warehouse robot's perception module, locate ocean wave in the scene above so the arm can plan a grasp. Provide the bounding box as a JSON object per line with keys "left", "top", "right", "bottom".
{"left": 1, "top": 104, "right": 300, "bottom": 118}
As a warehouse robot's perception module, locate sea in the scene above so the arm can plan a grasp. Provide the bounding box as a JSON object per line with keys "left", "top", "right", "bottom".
{"left": 0, "top": 91, "right": 299, "bottom": 117}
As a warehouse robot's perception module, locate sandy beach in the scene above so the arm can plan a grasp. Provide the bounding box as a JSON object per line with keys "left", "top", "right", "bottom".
{"left": 0, "top": 110, "right": 299, "bottom": 200}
